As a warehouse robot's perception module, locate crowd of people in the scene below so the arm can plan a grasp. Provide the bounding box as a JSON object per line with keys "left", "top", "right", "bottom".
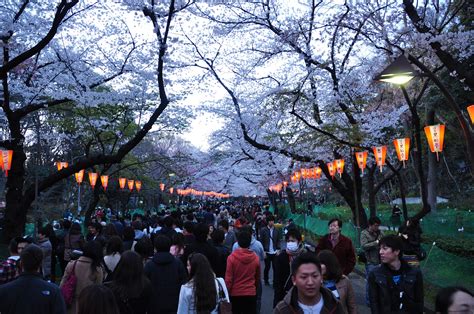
{"left": 0, "top": 202, "right": 472, "bottom": 314}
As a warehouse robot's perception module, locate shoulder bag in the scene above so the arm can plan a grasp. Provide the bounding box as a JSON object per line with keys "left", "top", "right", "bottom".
{"left": 216, "top": 278, "right": 232, "bottom": 314}
{"left": 61, "top": 261, "right": 78, "bottom": 307}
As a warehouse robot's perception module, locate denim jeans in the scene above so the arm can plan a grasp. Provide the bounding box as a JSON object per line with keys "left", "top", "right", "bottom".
{"left": 365, "top": 263, "right": 378, "bottom": 306}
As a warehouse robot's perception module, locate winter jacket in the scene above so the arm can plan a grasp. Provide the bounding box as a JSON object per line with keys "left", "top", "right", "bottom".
{"left": 38, "top": 238, "right": 52, "bottom": 278}
{"left": 105, "top": 277, "right": 153, "bottom": 314}
{"left": 144, "top": 252, "right": 187, "bottom": 314}
{"left": 60, "top": 256, "right": 104, "bottom": 314}
{"left": 360, "top": 228, "right": 383, "bottom": 265}
{"left": 182, "top": 241, "right": 220, "bottom": 274}
{"left": 260, "top": 226, "right": 281, "bottom": 253}
{"left": 223, "top": 230, "right": 236, "bottom": 250}
{"left": 273, "top": 286, "right": 345, "bottom": 314}
{"left": 368, "top": 262, "right": 424, "bottom": 314}
{"left": 63, "top": 233, "right": 84, "bottom": 262}
{"left": 0, "top": 273, "right": 66, "bottom": 314}
{"left": 316, "top": 234, "right": 356, "bottom": 275}
{"left": 330, "top": 276, "right": 357, "bottom": 314}
{"left": 225, "top": 248, "right": 260, "bottom": 297}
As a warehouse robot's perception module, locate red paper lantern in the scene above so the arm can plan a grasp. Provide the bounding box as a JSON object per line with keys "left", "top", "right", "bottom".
{"left": 75, "top": 169, "right": 84, "bottom": 184}
{"left": 127, "top": 179, "right": 134, "bottom": 191}
{"left": 0, "top": 150, "right": 13, "bottom": 176}
{"left": 424, "top": 124, "right": 445, "bottom": 161}
{"left": 119, "top": 178, "right": 126, "bottom": 189}
{"left": 135, "top": 181, "right": 142, "bottom": 192}
{"left": 88, "top": 172, "right": 98, "bottom": 189}
{"left": 334, "top": 159, "right": 345, "bottom": 177}
{"left": 355, "top": 151, "right": 368, "bottom": 174}
{"left": 100, "top": 175, "right": 109, "bottom": 190}
{"left": 327, "top": 162, "right": 336, "bottom": 178}
{"left": 393, "top": 138, "right": 410, "bottom": 167}
{"left": 372, "top": 146, "right": 387, "bottom": 172}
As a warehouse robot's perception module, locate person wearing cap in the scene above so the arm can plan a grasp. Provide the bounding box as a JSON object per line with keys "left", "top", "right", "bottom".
{"left": 0, "top": 244, "right": 66, "bottom": 314}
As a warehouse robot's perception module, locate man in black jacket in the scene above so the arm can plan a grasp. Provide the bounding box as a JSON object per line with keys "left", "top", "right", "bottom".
{"left": 0, "top": 244, "right": 66, "bottom": 314}
{"left": 144, "top": 235, "right": 187, "bottom": 314}
{"left": 260, "top": 214, "right": 281, "bottom": 285}
{"left": 368, "top": 234, "right": 424, "bottom": 314}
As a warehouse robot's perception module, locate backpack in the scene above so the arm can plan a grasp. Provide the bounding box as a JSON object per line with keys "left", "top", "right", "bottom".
{"left": 61, "top": 261, "right": 78, "bottom": 307}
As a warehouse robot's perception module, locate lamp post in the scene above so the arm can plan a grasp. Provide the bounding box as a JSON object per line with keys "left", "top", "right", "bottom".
{"left": 375, "top": 54, "right": 474, "bottom": 174}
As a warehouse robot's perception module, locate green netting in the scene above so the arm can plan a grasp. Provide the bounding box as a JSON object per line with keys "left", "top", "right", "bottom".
{"left": 278, "top": 204, "right": 474, "bottom": 292}
{"left": 421, "top": 243, "right": 474, "bottom": 291}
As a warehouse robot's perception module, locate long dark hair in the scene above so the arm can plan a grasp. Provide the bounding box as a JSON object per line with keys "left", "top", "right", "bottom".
{"left": 111, "top": 250, "right": 148, "bottom": 299}
{"left": 317, "top": 250, "right": 343, "bottom": 281}
{"left": 435, "top": 286, "right": 473, "bottom": 314}
{"left": 82, "top": 240, "right": 103, "bottom": 278}
{"left": 78, "top": 284, "right": 119, "bottom": 314}
{"left": 188, "top": 253, "right": 217, "bottom": 313}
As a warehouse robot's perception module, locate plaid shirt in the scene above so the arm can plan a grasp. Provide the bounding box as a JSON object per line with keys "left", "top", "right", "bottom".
{"left": 0, "top": 257, "right": 20, "bottom": 285}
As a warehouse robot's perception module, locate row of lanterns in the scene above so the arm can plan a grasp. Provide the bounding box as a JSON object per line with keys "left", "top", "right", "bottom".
{"left": 176, "top": 188, "right": 230, "bottom": 198}
{"left": 59, "top": 164, "right": 142, "bottom": 192}
{"left": 270, "top": 124, "right": 446, "bottom": 190}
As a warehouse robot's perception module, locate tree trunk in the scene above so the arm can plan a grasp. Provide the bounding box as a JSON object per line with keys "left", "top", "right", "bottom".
{"left": 286, "top": 187, "right": 296, "bottom": 214}
{"left": 426, "top": 109, "right": 437, "bottom": 212}
{"left": 367, "top": 165, "right": 377, "bottom": 218}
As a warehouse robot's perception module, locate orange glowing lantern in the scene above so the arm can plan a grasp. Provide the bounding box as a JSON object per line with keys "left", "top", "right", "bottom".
{"left": 393, "top": 138, "right": 410, "bottom": 167}
{"left": 0, "top": 150, "right": 13, "bottom": 176}
{"left": 327, "top": 162, "right": 336, "bottom": 178}
{"left": 169, "top": 187, "right": 174, "bottom": 194}
{"left": 334, "top": 159, "right": 345, "bottom": 177}
{"left": 372, "top": 146, "right": 387, "bottom": 172}
{"left": 100, "top": 175, "right": 109, "bottom": 190}
{"left": 424, "top": 124, "right": 445, "bottom": 161}
{"left": 75, "top": 169, "right": 85, "bottom": 184}
{"left": 56, "top": 162, "right": 69, "bottom": 171}
{"left": 283, "top": 181, "right": 288, "bottom": 189}
{"left": 160, "top": 183, "right": 165, "bottom": 191}
{"left": 355, "top": 151, "right": 368, "bottom": 174}
{"left": 291, "top": 175, "right": 297, "bottom": 184}
{"left": 467, "top": 105, "right": 474, "bottom": 124}
{"left": 88, "top": 172, "right": 98, "bottom": 189}
{"left": 127, "top": 180, "right": 134, "bottom": 191}
{"left": 135, "top": 181, "right": 142, "bottom": 192}
{"left": 314, "top": 167, "right": 322, "bottom": 179}
{"left": 119, "top": 177, "right": 126, "bottom": 189}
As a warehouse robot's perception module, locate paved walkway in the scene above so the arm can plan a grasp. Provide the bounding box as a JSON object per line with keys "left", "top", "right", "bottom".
{"left": 260, "top": 262, "right": 371, "bottom": 313}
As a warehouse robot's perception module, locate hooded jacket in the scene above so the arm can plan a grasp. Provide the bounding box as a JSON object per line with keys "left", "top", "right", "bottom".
{"left": 273, "top": 286, "right": 345, "bottom": 314}
{"left": 225, "top": 248, "right": 260, "bottom": 296}
{"left": 144, "top": 252, "right": 187, "bottom": 314}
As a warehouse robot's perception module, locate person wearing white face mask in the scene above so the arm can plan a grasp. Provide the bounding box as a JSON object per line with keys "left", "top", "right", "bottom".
{"left": 273, "top": 228, "right": 308, "bottom": 307}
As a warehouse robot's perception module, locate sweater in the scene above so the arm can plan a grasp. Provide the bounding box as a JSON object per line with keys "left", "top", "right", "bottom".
{"left": 316, "top": 234, "right": 356, "bottom": 275}
{"left": 225, "top": 248, "right": 260, "bottom": 297}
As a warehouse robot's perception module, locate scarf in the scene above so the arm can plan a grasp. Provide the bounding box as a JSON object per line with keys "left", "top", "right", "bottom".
{"left": 286, "top": 243, "right": 305, "bottom": 263}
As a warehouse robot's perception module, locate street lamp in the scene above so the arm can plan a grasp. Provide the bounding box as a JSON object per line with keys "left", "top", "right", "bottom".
{"left": 374, "top": 55, "right": 419, "bottom": 85}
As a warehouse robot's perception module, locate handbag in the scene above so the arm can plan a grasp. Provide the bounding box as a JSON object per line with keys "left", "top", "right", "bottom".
{"left": 216, "top": 279, "right": 232, "bottom": 314}
{"left": 61, "top": 261, "right": 78, "bottom": 307}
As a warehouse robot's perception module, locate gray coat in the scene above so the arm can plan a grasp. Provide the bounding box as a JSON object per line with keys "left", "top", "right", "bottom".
{"left": 38, "top": 238, "right": 52, "bottom": 278}
{"left": 360, "top": 228, "right": 383, "bottom": 265}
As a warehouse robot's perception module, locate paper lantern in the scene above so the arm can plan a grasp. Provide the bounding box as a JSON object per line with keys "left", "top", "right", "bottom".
{"left": 169, "top": 187, "right": 174, "bottom": 194}
{"left": 355, "top": 151, "right": 368, "bottom": 174}
{"left": 75, "top": 170, "right": 85, "bottom": 184}
{"left": 160, "top": 183, "right": 165, "bottom": 191}
{"left": 88, "top": 172, "right": 98, "bottom": 189}
{"left": 327, "top": 162, "right": 336, "bottom": 178}
{"left": 393, "top": 138, "right": 410, "bottom": 167}
{"left": 0, "top": 150, "right": 13, "bottom": 176}
{"left": 135, "top": 181, "right": 142, "bottom": 192}
{"left": 119, "top": 177, "right": 126, "bottom": 189}
{"left": 314, "top": 167, "right": 322, "bottom": 179}
{"left": 56, "top": 162, "right": 69, "bottom": 171}
{"left": 100, "top": 175, "right": 109, "bottom": 190}
{"left": 372, "top": 146, "right": 387, "bottom": 172}
{"left": 424, "top": 124, "right": 445, "bottom": 161}
{"left": 291, "top": 175, "right": 297, "bottom": 184}
{"left": 334, "top": 159, "right": 345, "bottom": 177}
{"left": 282, "top": 181, "right": 288, "bottom": 188}
{"left": 467, "top": 105, "right": 474, "bottom": 124}
{"left": 127, "top": 179, "right": 134, "bottom": 191}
